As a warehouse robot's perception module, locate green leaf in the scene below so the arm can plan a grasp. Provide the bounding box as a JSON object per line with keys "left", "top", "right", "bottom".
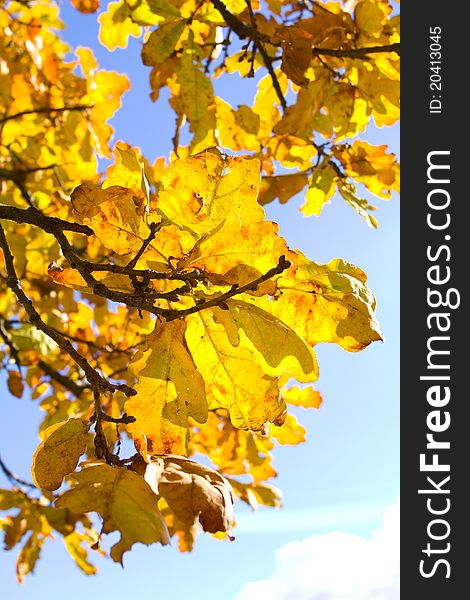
{"left": 141, "top": 19, "right": 186, "bottom": 67}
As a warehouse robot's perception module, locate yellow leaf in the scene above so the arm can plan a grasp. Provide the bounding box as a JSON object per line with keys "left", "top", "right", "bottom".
{"left": 212, "top": 299, "right": 318, "bottom": 382}
{"left": 269, "top": 413, "right": 306, "bottom": 445}
{"left": 234, "top": 104, "right": 261, "bottom": 135}
{"left": 274, "top": 75, "right": 332, "bottom": 140}
{"left": 162, "top": 150, "right": 264, "bottom": 227}
{"left": 186, "top": 311, "right": 286, "bottom": 431}
{"left": 273, "top": 252, "right": 383, "bottom": 351}
{"left": 31, "top": 419, "right": 89, "bottom": 491}
{"left": 104, "top": 146, "right": 149, "bottom": 202}
{"left": 98, "top": 1, "right": 141, "bottom": 51}
{"left": 16, "top": 532, "right": 44, "bottom": 584}
{"left": 71, "top": 182, "right": 182, "bottom": 267}
{"left": 125, "top": 320, "right": 208, "bottom": 457}
{"left": 63, "top": 531, "right": 98, "bottom": 576}
{"left": 228, "top": 478, "right": 282, "bottom": 509}
{"left": 355, "top": 0, "right": 391, "bottom": 36}
{"left": 56, "top": 464, "right": 170, "bottom": 564}
{"left": 171, "top": 52, "right": 217, "bottom": 152}
{"left": 302, "top": 160, "right": 337, "bottom": 217}
{"left": 259, "top": 173, "right": 308, "bottom": 206}
{"left": 215, "top": 98, "right": 260, "bottom": 152}
{"left": 282, "top": 385, "right": 323, "bottom": 409}
{"left": 48, "top": 265, "right": 135, "bottom": 294}
{"left": 181, "top": 214, "right": 291, "bottom": 287}
{"left": 334, "top": 140, "right": 400, "bottom": 198}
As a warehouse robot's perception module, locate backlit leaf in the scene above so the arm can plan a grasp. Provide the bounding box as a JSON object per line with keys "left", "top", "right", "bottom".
{"left": 56, "top": 464, "right": 170, "bottom": 563}
{"left": 273, "top": 252, "right": 383, "bottom": 351}
{"left": 125, "top": 320, "right": 208, "bottom": 456}
{"left": 144, "top": 455, "right": 235, "bottom": 536}
{"left": 31, "top": 419, "right": 90, "bottom": 491}
{"left": 185, "top": 311, "right": 286, "bottom": 431}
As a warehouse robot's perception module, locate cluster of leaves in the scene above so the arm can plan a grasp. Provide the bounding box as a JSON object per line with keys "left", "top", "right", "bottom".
{"left": 0, "top": 0, "right": 397, "bottom": 581}
{"left": 93, "top": 0, "right": 400, "bottom": 225}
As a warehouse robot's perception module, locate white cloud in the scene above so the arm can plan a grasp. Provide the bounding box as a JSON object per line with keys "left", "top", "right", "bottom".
{"left": 235, "top": 499, "right": 400, "bottom": 600}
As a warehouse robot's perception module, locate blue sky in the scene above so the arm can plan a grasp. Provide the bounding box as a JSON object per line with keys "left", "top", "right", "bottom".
{"left": 0, "top": 2, "right": 399, "bottom": 597}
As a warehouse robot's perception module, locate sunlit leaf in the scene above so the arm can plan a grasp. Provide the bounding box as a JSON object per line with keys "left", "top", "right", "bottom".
{"left": 56, "top": 464, "right": 170, "bottom": 564}
{"left": 31, "top": 419, "right": 90, "bottom": 491}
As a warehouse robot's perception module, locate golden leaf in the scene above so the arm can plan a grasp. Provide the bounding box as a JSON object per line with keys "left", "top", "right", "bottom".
{"left": 98, "top": 1, "right": 142, "bottom": 51}
{"left": 185, "top": 311, "right": 286, "bottom": 431}
{"left": 273, "top": 252, "right": 383, "bottom": 351}
{"left": 282, "top": 385, "right": 323, "bottom": 409}
{"left": 212, "top": 298, "right": 318, "bottom": 382}
{"left": 125, "top": 320, "right": 208, "bottom": 457}
{"left": 31, "top": 419, "right": 89, "bottom": 491}
{"left": 56, "top": 464, "right": 170, "bottom": 564}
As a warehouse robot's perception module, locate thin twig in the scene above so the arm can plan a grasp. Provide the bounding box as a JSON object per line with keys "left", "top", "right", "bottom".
{"left": 312, "top": 43, "right": 400, "bottom": 59}
{"left": 0, "top": 224, "right": 136, "bottom": 398}
{"left": 0, "top": 455, "right": 37, "bottom": 490}
{"left": 0, "top": 105, "right": 94, "bottom": 126}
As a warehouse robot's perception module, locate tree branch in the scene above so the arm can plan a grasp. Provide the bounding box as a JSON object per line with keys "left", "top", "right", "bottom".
{"left": 0, "top": 455, "right": 36, "bottom": 490}
{"left": 162, "top": 255, "right": 292, "bottom": 322}
{"left": 312, "top": 43, "right": 400, "bottom": 59}
{"left": 0, "top": 224, "right": 136, "bottom": 398}
{"left": 0, "top": 204, "right": 93, "bottom": 236}
{"left": 0, "top": 104, "right": 94, "bottom": 126}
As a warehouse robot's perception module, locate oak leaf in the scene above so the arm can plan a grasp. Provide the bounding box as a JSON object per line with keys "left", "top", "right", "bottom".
{"left": 125, "top": 320, "right": 208, "bottom": 456}
{"left": 31, "top": 418, "right": 90, "bottom": 491}
{"left": 185, "top": 311, "right": 287, "bottom": 431}
{"left": 144, "top": 455, "right": 235, "bottom": 537}
{"left": 55, "top": 464, "right": 170, "bottom": 563}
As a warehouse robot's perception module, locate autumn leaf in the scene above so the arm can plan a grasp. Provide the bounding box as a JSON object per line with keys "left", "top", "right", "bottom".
{"left": 56, "top": 464, "right": 170, "bottom": 564}
{"left": 162, "top": 150, "right": 264, "bottom": 227}
{"left": 143, "top": 455, "right": 235, "bottom": 537}
{"left": 171, "top": 52, "right": 217, "bottom": 152}
{"left": 272, "top": 252, "right": 383, "bottom": 351}
{"left": 125, "top": 320, "right": 208, "bottom": 456}
{"left": 31, "top": 418, "right": 90, "bottom": 491}
{"left": 282, "top": 385, "right": 323, "bottom": 409}
{"left": 211, "top": 298, "right": 318, "bottom": 382}
{"left": 98, "top": 1, "right": 142, "bottom": 50}
{"left": 185, "top": 311, "right": 286, "bottom": 431}
{"left": 7, "top": 370, "right": 24, "bottom": 398}
{"left": 141, "top": 19, "right": 186, "bottom": 67}
{"left": 71, "top": 0, "right": 100, "bottom": 13}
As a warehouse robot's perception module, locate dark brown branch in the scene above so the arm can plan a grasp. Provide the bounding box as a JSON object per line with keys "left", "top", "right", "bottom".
{"left": 99, "top": 413, "right": 136, "bottom": 425}
{"left": 0, "top": 317, "right": 22, "bottom": 370}
{"left": 125, "top": 222, "right": 161, "bottom": 270}
{"left": 0, "top": 455, "right": 36, "bottom": 490}
{"left": 0, "top": 204, "right": 93, "bottom": 236}
{"left": 163, "top": 255, "right": 291, "bottom": 322}
{"left": 211, "top": 0, "right": 250, "bottom": 38}
{"left": 312, "top": 43, "right": 400, "bottom": 59}
{"left": 0, "top": 224, "right": 136, "bottom": 398}
{"left": 82, "top": 261, "right": 206, "bottom": 282}
{"left": 0, "top": 104, "right": 94, "bottom": 126}
{"left": 37, "top": 360, "right": 89, "bottom": 397}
